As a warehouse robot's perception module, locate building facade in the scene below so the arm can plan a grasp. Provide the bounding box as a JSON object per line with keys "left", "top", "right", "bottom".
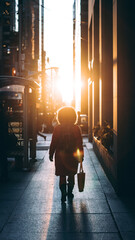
{"left": 88, "top": 0, "right": 135, "bottom": 195}
{"left": 0, "top": 0, "right": 41, "bottom": 78}
{"left": 81, "top": 0, "right": 88, "bottom": 114}
{"left": 73, "top": 0, "right": 81, "bottom": 111}
{"left": 18, "top": 0, "right": 40, "bottom": 77}
{"left": 0, "top": 0, "right": 19, "bottom": 75}
{"left": 73, "top": 0, "right": 88, "bottom": 114}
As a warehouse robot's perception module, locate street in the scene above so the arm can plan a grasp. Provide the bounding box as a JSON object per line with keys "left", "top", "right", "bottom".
{"left": 0, "top": 135, "right": 135, "bottom": 240}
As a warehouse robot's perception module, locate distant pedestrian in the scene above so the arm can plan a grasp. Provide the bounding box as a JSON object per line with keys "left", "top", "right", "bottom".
{"left": 52, "top": 113, "right": 58, "bottom": 128}
{"left": 49, "top": 106, "right": 84, "bottom": 203}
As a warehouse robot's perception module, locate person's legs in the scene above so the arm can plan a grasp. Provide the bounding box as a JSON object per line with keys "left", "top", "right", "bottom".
{"left": 59, "top": 175, "right": 66, "bottom": 186}
{"left": 59, "top": 176, "right": 66, "bottom": 203}
{"left": 67, "top": 175, "right": 75, "bottom": 200}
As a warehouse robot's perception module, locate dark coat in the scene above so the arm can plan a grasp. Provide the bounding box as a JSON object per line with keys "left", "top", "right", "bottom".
{"left": 49, "top": 124, "right": 84, "bottom": 176}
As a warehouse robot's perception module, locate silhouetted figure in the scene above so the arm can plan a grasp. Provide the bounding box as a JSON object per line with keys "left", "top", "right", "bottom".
{"left": 0, "top": 104, "right": 8, "bottom": 182}
{"left": 49, "top": 106, "right": 84, "bottom": 203}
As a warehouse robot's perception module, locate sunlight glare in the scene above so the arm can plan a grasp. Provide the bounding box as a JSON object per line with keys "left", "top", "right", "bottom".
{"left": 44, "top": 0, "right": 74, "bottom": 105}
{"left": 57, "top": 72, "right": 73, "bottom": 104}
{"left": 44, "top": 0, "right": 73, "bottom": 67}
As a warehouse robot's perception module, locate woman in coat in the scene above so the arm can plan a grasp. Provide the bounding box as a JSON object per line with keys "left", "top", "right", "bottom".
{"left": 49, "top": 106, "right": 84, "bottom": 203}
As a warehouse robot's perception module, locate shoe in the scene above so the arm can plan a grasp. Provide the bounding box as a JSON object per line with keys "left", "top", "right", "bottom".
{"left": 61, "top": 193, "right": 66, "bottom": 203}
{"left": 68, "top": 185, "right": 74, "bottom": 201}
{"left": 68, "top": 192, "right": 74, "bottom": 200}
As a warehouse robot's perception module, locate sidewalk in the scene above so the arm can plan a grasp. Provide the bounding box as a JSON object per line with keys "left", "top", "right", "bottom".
{"left": 0, "top": 135, "right": 135, "bottom": 240}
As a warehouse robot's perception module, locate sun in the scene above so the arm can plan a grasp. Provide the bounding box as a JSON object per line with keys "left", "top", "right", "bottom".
{"left": 57, "top": 72, "right": 73, "bottom": 105}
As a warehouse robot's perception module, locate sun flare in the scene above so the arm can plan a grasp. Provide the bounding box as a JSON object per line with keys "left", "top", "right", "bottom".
{"left": 57, "top": 71, "right": 73, "bottom": 105}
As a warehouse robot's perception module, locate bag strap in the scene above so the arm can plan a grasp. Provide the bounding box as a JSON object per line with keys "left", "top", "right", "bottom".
{"left": 79, "top": 159, "right": 84, "bottom": 173}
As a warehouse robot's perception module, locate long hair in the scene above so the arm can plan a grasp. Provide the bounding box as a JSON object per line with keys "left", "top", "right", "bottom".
{"left": 57, "top": 106, "right": 77, "bottom": 125}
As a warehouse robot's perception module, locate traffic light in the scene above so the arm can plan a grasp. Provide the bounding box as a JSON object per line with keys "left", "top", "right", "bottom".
{"left": 12, "top": 67, "right": 16, "bottom": 76}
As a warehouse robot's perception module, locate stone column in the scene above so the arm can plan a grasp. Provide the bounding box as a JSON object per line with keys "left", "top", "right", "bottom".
{"left": 88, "top": 79, "right": 93, "bottom": 142}
{"left": 88, "top": 15, "right": 93, "bottom": 141}
{"left": 99, "top": 0, "right": 113, "bottom": 126}
{"left": 93, "top": 0, "right": 99, "bottom": 126}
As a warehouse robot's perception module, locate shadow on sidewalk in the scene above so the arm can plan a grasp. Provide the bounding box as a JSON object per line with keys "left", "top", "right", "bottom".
{"left": 45, "top": 195, "right": 92, "bottom": 240}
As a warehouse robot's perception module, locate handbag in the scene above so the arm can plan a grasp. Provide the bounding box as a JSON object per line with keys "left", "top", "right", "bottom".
{"left": 77, "top": 161, "right": 85, "bottom": 192}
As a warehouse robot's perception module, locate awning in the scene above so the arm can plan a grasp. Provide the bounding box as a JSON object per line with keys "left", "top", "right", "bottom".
{"left": 0, "top": 76, "right": 40, "bottom": 89}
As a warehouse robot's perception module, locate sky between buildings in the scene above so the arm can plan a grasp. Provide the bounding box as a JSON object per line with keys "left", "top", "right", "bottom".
{"left": 44, "top": 0, "right": 74, "bottom": 104}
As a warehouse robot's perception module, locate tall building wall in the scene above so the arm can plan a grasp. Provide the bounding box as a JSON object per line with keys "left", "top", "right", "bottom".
{"left": 18, "top": 0, "right": 40, "bottom": 76}
{"left": 88, "top": 0, "right": 135, "bottom": 195}
{"left": 81, "top": 0, "right": 88, "bottom": 114}
{"left": 113, "top": 0, "right": 135, "bottom": 194}
{"left": 0, "top": 0, "right": 40, "bottom": 77}
{"left": 73, "top": 0, "right": 88, "bottom": 113}
{"left": 0, "top": 0, "right": 19, "bottom": 75}
{"left": 75, "top": 0, "right": 81, "bottom": 112}
{"left": 73, "top": 0, "right": 76, "bottom": 107}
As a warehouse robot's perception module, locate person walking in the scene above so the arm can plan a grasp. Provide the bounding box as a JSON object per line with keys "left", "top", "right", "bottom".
{"left": 49, "top": 106, "right": 84, "bottom": 203}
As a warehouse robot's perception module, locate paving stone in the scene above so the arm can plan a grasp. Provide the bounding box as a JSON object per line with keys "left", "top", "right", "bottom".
{"left": 12, "top": 198, "right": 110, "bottom": 215}
{"left": 113, "top": 212, "right": 135, "bottom": 232}
{"left": 86, "top": 199, "right": 110, "bottom": 213}
{"left": 0, "top": 232, "right": 121, "bottom": 240}
{"left": 46, "top": 233, "right": 121, "bottom": 240}
{"left": 82, "top": 188, "right": 106, "bottom": 200}
{"left": 105, "top": 192, "right": 119, "bottom": 200}
{"left": 0, "top": 214, "right": 9, "bottom": 232}
{"left": 0, "top": 189, "right": 24, "bottom": 201}
{"left": 0, "top": 201, "right": 17, "bottom": 215}
{"left": 36, "top": 150, "right": 47, "bottom": 160}
{"left": 0, "top": 135, "right": 135, "bottom": 240}
{"left": 3, "top": 213, "right": 117, "bottom": 233}
{"left": 108, "top": 199, "right": 132, "bottom": 213}
{"left": 100, "top": 182, "right": 116, "bottom": 195}
{"left": 121, "top": 232, "right": 135, "bottom": 240}
{"left": 0, "top": 182, "right": 28, "bottom": 190}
